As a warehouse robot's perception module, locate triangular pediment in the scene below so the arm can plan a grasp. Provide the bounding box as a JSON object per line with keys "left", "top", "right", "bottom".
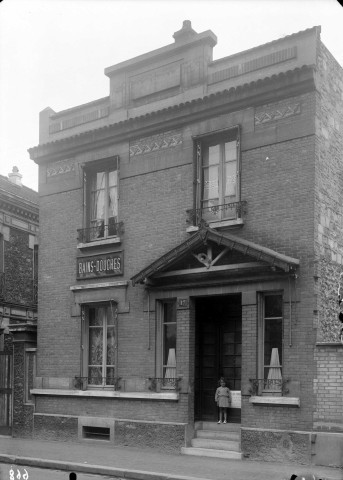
{"left": 131, "top": 227, "right": 299, "bottom": 287}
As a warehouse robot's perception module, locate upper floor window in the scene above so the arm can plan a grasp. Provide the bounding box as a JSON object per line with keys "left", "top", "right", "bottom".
{"left": 79, "top": 157, "right": 121, "bottom": 244}
{"left": 191, "top": 127, "right": 242, "bottom": 225}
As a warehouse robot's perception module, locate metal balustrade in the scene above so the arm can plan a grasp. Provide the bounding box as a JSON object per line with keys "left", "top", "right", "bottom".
{"left": 77, "top": 221, "right": 124, "bottom": 243}
{"left": 249, "top": 378, "right": 290, "bottom": 396}
{"left": 186, "top": 201, "right": 247, "bottom": 227}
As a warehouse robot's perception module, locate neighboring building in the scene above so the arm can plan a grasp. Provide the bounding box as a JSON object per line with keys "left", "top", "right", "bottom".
{"left": 0, "top": 167, "right": 39, "bottom": 435}
{"left": 28, "top": 22, "right": 343, "bottom": 466}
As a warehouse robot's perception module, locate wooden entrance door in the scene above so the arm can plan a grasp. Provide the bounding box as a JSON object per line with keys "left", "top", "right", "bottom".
{"left": 0, "top": 352, "right": 12, "bottom": 435}
{"left": 195, "top": 295, "right": 241, "bottom": 422}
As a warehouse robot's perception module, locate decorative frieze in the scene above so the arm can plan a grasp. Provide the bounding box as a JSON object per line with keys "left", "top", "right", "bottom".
{"left": 47, "top": 159, "right": 75, "bottom": 178}
{"left": 255, "top": 103, "right": 301, "bottom": 125}
{"left": 130, "top": 130, "right": 182, "bottom": 157}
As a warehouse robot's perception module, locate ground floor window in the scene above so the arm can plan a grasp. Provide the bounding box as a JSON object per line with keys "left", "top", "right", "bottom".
{"left": 156, "top": 300, "right": 177, "bottom": 388}
{"left": 81, "top": 303, "right": 117, "bottom": 387}
{"left": 258, "top": 292, "right": 283, "bottom": 392}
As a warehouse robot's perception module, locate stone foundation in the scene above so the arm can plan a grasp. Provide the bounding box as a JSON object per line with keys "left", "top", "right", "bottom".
{"left": 33, "top": 413, "right": 186, "bottom": 453}
{"left": 241, "top": 428, "right": 312, "bottom": 464}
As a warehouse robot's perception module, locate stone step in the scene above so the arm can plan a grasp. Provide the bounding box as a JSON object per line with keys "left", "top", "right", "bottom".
{"left": 191, "top": 437, "right": 241, "bottom": 452}
{"left": 196, "top": 429, "right": 240, "bottom": 441}
{"left": 196, "top": 421, "right": 241, "bottom": 432}
{"left": 181, "top": 447, "right": 242, "bottom": 460}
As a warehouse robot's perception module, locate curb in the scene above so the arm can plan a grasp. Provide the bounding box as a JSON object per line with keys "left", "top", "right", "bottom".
{"left": 0, "top": 455, "right": 211, "bottom": 480}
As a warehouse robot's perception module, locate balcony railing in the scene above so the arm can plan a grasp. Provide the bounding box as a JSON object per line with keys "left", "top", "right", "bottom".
{"left": 148, "top": 377, "right": 181, "bottom": 392}
{"left": 77, "top": 221, "right": 124, "bottom": 244}
{"left": 249, "top": 378, "right": 290, "bottom": 396}
{"left": 73, "top": 376, "right": 122, "bottom": 390}
{"left": 186, "top": 201, "right": 247, "bottom": 227}
{"left": 73, "top": 375, "right": 181, "bottom": 392}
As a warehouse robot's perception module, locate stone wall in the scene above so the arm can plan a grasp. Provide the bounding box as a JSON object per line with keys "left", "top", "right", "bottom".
{"left": 33, "top": 414, "right": 185, "bottom": 453}
{"left": 4, "top": 229, "right": 35, "bottom": 306}
{"left": 12, "top": 343, "right": 35, "bottom": 438}
{"left": 312, "top": 40, "right": 343, "bottom": 431}
{"left": 241, "top": 428, "right": 311, "bottom": 464}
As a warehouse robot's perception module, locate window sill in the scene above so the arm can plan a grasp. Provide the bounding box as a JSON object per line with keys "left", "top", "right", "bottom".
{"left": 186, "top": 218, "right": 244, "bottom": 233}
{"left": 77, "top": 237, "right": 121, "bottom": 250}
{"left": 249, "top": 396, "right": 300, "bottom": 407}
{"left": 30, "top": 388, "right": 179, "bottom": 401}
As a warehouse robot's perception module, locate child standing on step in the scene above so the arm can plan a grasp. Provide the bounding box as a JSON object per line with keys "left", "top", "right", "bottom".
{"left": 215, "top": 377, "right": 231, "bottom": 424}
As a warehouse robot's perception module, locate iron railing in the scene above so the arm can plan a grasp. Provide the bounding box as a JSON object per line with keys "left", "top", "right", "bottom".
{"left": 186, "top": 201, "right": 247, "bottom": 227}
{"left": 77, "top": 221, "right": 124, "bottom": 243}
{"left": 73, "top": 376, "right": 122, "bottom": 390}
{"left": 73, "top": 376, "right": 181, "bottom": 392}
{"left": 249, "top": 378, "right": 290, "bottom": 396}
{"left": 148, "top": 377, "right": 181, "bottom": 392}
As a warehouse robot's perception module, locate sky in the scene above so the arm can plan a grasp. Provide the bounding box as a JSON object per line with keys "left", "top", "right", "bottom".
{"left": 0, "top": 0, "right": 342, "bottom": 192}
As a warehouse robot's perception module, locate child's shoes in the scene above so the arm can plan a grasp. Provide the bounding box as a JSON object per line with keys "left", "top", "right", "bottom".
{"left": 217, "top": 420, "right": 221, "bottom": 424}
{"left": 223, "top": 420, "right": 227, "bottom": 424}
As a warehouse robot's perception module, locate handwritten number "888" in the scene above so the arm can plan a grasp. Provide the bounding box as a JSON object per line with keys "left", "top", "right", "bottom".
{"left": 9, "top": 467, "right": 29, "bottom": 480}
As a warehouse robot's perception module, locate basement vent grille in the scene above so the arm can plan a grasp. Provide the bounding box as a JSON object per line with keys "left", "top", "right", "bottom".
{"left": 82, "top": 426, "right": 110, "bottom": 441}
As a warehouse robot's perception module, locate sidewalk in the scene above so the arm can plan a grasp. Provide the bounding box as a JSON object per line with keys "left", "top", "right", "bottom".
{"left": 0, "top": 436, "right": 342, "bottom": 480}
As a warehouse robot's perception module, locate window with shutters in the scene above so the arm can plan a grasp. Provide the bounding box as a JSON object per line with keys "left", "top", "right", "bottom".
{"left": 188, "top": 126, "right": 246, "bottom": 228}
{"left": 78, "top": 157, "right": 123, "bottom": 244}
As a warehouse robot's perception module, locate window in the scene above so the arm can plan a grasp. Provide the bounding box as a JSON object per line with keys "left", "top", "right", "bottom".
{"left": 258, "top": 293, "right": 283, "bottom": 392}
{"left": 156, "top": 300, "right": 177, "bottom": 388}
{"left": 81, "top": 303, "right": 117, "bottom": 388}
{"left": 82, "top": 157, "right": 120, "bottom": 243}
{"left": 195, "top": 127, "right": 240, "bottom": 223}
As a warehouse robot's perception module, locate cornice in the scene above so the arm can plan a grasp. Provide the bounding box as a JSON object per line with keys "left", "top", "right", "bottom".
{"left": 28, "top": 65, "right": 316, "bottom": 165}
{"left": 0, "top": 195, "right": 39, "bottom": 223}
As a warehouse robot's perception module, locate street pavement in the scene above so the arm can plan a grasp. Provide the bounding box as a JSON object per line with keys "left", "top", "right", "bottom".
{"left": 0, "top": 435, "right": 342, "bottom": 480}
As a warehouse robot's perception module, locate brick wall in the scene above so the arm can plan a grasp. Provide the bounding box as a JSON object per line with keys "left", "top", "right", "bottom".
{"left": 314, "top": 346, "right": 343, "bottom": 426}
{"left": 37, "top": 187, "right": 82, "bottom": 377}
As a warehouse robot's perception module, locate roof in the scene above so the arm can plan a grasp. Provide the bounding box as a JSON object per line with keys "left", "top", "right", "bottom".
{"left": 0, "top": 174, "right": 38, "bottom": 206}
{"left": 211, "top": 26, "right": 320, "bottom": 66}
{"left": 131, "top": 227, "right": 299, "bottom": 286}
{"left": 28, "top": 65, "right": 315, "bottom": 161}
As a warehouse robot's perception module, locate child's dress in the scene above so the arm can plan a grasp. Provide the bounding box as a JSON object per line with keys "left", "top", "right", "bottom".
{"left": 215, "top": 386, "right": 231, "bottom": 408}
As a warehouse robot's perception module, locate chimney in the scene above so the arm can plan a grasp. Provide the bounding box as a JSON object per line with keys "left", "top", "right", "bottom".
{"left": 173, "top": 20, "right": 197, "bottom": 43}
{"left": 8, "top": 166, "right": 23, "bottom": 186}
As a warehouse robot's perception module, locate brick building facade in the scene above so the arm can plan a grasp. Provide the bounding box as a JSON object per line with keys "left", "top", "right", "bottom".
{"left": 28, "top": 22, "right": 343, "bottom": 466}
{"left": 0, "top": 168, "right": 38, "bottom": 436}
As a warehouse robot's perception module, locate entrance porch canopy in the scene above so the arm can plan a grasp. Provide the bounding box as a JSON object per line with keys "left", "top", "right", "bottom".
{"left": 131, "top": 227, "right": 299, "bottom": 287}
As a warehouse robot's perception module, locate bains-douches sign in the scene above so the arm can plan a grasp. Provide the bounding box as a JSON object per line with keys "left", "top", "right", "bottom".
{"left": 77, "top": 253, "right": 123, "bottom": 279}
